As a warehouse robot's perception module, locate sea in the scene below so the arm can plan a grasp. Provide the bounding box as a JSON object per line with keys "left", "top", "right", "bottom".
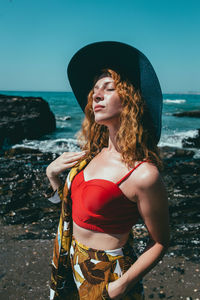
{"left": 1, "top": 91, "right": 200, "bottom": 158}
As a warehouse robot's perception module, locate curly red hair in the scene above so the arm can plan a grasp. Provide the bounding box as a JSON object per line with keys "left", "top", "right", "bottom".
{"left": 77, "top": 69, "right": 163, "bottom": 169}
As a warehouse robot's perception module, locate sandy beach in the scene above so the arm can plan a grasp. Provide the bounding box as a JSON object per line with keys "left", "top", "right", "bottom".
{"left": 0, "top": 222, "right": 199, "bottom": 300}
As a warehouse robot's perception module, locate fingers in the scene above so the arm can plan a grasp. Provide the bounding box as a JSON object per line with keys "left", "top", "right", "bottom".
{"left": 47, "top": 151, "right": 87, "bottom": 177}
{"left": 62, "top": 151, "right": 87, "bottom": 164}
{"left": 64, "top": 160, "right": 79, "bottom": 168}
{"left": 59, "top": 155, "right": 84, "bottom": 172}
{"left": 63, "top": 151, "right": 86, "bottom": 157}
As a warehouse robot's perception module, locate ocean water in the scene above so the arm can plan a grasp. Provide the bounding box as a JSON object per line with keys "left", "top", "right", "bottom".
{"left": 1, "top": 91, "right": 200, "bottom": 158}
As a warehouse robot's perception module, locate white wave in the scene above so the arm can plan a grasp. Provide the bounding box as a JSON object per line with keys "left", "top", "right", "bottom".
{"left": 56, "top": 116, "right": 71, "bottom": 121}
{"left": 159, "top": 129, "right": 199, "bottom": 150}
{"left": 11, "top": 130, "right": 200, "bottom": 158}
{"left": 12, "top": 138, "right": 81, "bottom": 154}
{"left": 164, "top": 99, "right": 186, "bottom": 104}
{"left": 159, "top": 129, "right": 200, "bottom": 159}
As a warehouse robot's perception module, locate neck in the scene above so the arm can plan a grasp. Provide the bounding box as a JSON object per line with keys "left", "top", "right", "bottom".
{"left": 107, "top": 124, "right": 120, "bottom": 153}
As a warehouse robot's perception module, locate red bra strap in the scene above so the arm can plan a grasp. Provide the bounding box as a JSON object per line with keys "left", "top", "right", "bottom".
{"left": 116, "top": 161, "right": 148, "bottom": 186}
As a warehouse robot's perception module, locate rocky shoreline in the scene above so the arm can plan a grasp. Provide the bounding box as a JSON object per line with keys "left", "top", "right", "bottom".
{"left": 0, "top": 147, "right": 200, "bottom": 255}
{"left": 0, "top": 145, "right": 200, "bottom": 299}
{"left": 0, "top": 145, "right": 199, "bottom": 258}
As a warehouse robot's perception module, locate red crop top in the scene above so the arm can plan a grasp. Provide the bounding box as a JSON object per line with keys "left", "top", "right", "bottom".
{"left": 71, "top": 161, "right": 146, "bottom": 234}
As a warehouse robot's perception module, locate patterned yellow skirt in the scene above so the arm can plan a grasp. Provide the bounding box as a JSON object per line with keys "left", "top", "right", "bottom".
{"left": 70, "top": 236, "right": 144, "bottom": 300}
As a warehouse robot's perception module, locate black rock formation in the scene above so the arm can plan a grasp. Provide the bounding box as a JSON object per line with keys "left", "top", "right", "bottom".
{"left": 0, "top": 94, "right": 56, "bottom": 149}
{"left": 182, "top": 129, "right": 200, "bottom": 148}
{"left": 173, "top": 110, "right": 200, "bottom": 118}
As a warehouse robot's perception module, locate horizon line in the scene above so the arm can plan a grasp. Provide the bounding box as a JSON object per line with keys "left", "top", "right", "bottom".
{"left": 0, "top": 89, "right": 200, "bottom": 95}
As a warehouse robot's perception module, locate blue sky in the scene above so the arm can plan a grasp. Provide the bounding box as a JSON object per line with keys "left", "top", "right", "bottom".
{"left": 0, "top": 0, "right": 199, "bottom": 93}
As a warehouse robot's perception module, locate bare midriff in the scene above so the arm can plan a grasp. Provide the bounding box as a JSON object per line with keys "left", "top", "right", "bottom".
{"left": 73, "top": 221, "right": 130, "bottom": 250}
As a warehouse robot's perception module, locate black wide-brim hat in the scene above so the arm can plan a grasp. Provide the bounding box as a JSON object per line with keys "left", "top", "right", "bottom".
{"left": 67, "top": 41, "right": 163, "bottom": 143}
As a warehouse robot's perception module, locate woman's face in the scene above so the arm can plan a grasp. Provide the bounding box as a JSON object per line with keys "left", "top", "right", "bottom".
{"left": 92, "top": 76, "right": 122, "bottom": 126}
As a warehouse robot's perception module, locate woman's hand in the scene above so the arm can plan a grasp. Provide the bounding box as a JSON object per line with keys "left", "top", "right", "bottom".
{"left": 46, "top": 151, "right": 86, "bottom": 178}
{"left": 46, "top": 151, "right": 86, "bottom": 191}
{"left": 107, "top": 278, "right": 127, "bottom": 299}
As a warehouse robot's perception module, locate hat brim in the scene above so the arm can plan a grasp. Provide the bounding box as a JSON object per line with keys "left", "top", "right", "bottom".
{"left": 67, "top": 41, "right": 163, "bottom": 143}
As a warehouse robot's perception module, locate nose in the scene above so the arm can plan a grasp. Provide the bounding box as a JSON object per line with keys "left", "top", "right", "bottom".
{"left": 93, "top": 89, "right": 104, "bottom": 102}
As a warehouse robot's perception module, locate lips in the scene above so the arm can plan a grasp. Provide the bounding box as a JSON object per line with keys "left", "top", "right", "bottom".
{"left": 94, "top": 105, "right": 104, "bottom": 111}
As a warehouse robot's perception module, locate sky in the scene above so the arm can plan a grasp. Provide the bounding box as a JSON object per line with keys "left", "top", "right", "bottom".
{"left": 0, "top": 0, "right": 199, "bottom": 93}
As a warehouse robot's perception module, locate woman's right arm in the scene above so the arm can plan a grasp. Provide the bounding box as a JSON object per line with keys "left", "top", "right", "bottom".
{"left": 46, "top": 151, "right": 86, "bottom": 191}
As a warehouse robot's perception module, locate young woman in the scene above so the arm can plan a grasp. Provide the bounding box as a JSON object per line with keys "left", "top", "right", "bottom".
{"left": 46, "top": 42, "right": 170, "bottom": 300}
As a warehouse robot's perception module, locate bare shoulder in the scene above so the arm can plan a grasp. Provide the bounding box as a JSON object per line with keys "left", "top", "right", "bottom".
{"left": 131, "top": 162, "right": 168, "bottom": 213}
{"left": 132, "top": 162, "right": 162, "bottom": 190}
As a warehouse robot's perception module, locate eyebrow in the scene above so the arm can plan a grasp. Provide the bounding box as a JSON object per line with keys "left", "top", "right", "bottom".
{"left": 94, "top": 81, "right": 114, "bottom": 89}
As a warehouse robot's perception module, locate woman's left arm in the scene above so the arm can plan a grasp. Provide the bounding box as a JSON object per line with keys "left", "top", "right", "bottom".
{"left": 108, "top": 166, "right": 170, "bottom": 299}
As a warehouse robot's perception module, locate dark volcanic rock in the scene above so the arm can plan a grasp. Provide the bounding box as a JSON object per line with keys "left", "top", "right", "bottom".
{"left": 160, "top": 146, "right": 195, "bottom": 159}
{"left": 0, "top": 146, "right": 200, "bottom": 260}
{"left": 182, "top": 129, "right": 200, "bottom": 148}
{"left": 173, "top": 110, "right": 200, "bottom": 118}
{"left": 0, "top": 94, "right": 56, "bottom": 149}
{"left": 0, "top": 147, "right": 67, "bottom": 238}
{"left": 159, "top": 147, "right": 200, "bottom": 262}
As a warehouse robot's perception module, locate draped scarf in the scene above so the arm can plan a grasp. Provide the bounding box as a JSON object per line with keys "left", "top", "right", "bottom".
{"left": 50, "top": 159, "right": 88, "bottom": 300}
